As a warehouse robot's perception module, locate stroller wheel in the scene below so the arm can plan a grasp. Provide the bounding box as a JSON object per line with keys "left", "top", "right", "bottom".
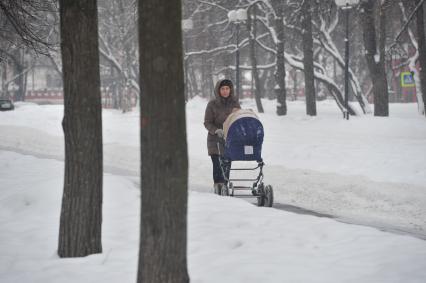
{"left": 257, "top": 196, "right": 264, "bottom": 206}
{"left": 256, "top": 183, "right": 265, "bottom": 206}
{"left": 263, "top": 185, "right": 274, "bottom": 207}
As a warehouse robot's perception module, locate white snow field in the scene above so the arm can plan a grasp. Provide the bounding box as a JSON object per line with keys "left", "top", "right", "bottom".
{"left": 1, "top": 98, "right": 426, "bottom": 282}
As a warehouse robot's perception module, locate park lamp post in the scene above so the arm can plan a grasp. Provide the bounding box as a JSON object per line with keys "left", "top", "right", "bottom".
{"left": 182, "top": 19, "right": 193, "bottom": 100}
{"left": 181, "top": 18, "right": 193, "bottom": 51}
{"left": 227, "top": 8, "right": 247, "bottom": 100}
{"left": 335, "top": 0, "right": 359, "bottom": 120}
{"left": 182, "top": 18, "right": 193, "bottom": 32}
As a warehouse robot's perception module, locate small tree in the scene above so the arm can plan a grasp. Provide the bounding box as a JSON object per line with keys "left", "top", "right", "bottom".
{"left": 137, "top": 0, "right": 189, "bottom": 282}
{"left": 58, "top": 0, "right": 103, "bottom": 257}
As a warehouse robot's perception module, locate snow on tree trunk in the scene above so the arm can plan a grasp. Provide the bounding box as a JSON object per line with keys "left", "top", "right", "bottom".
{"left": 137, "top": 0, "right": 189, "bottom": 282}
{"left": 58, "top": 0, "right": 103, "bottom": 258}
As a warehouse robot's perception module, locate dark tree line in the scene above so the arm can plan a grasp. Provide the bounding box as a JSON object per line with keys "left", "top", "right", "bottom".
{"left": 2, "top": 0, "right": 426, "bottom": 117}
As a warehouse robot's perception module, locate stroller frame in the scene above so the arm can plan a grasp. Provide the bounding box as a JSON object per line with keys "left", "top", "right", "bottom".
{"left": 216, "top": 140, "right": 273, "bottom": 207}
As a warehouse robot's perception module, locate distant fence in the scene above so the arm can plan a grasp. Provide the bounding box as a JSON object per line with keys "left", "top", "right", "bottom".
{"left": 25, "top": 88, "right": 138, "bottom": 108}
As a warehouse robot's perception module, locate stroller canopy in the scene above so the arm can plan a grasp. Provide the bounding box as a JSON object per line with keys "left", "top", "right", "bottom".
{"left": 223, "top": 109, "right": 264, "bottom": 161}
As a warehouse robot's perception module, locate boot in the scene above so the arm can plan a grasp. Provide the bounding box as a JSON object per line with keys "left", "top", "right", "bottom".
{"left": 213, "top": 183, "right": 224, "bottom": 195}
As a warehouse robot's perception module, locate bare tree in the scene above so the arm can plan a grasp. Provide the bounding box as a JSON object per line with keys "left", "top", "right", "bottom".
{"left": 58, "top": 0, "right": 103, "bottom": 257}
{"left": 313, "top": 2, "right": 371, "bottom": 114}
{"left": 0, "top": 0, "right": 57, "bottom": 100}
{"left": 0, "top": 0, "right": 56, "bottom": 53}
{"left": 273, "top": 0, "right": 287, "bottom": 115}
{"left": 98, "top": 0, "right": 139, "bottom": 111}
{"left": 302, "top": 0, "right": 316, "bottom": 116}
{"left": 137, "top": 0, "right": 189, "bottom": 282}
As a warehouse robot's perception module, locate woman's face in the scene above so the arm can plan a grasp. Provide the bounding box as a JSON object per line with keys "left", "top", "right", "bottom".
{"left": 219, "top": 86, "right": 231, "bottom": 98}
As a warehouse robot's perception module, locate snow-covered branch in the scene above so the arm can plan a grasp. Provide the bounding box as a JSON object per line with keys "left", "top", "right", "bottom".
{"left": 313, "top": 12, "right": 371, "bottom": 114}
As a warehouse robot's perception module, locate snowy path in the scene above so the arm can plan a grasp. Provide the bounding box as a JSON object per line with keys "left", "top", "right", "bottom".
{"left": 1, "top": 150, "right": 426, "bottom": 283}
{"left": 1, "top": 125, "right": 425, "bottom": 240}
{"left": 1, "top": 100, "right": 425, "bottom": 241}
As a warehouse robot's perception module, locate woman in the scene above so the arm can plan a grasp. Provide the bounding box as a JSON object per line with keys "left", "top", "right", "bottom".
{"left": 204, "top": 79, "right": 241, "bottom": 192}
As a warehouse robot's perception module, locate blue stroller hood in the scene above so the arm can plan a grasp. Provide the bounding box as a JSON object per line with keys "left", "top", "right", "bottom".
{"left": 223, "top": 109, "right": 264, "bottom": 161}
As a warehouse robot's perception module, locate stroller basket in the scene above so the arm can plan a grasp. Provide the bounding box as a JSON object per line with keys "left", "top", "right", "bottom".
{"left": 223, "top": 109, "right": 264, "bottom": 162}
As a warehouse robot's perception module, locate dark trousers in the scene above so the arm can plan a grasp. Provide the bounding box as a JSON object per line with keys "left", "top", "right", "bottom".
{"left": 210, "top": 154, "right": 231, "bottom": 184}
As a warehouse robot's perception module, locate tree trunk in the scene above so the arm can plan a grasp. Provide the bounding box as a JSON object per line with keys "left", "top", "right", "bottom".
{"left": 360, "top": 0, "right": 389, "bottom": 116}
{"left": 15, "top": 63, "right": 24, "bottom": 101}
{"left": 58, "top": 0, "right": 103, "bottom": 258}
{"left": 11, "top": 49, "right": 25, "bottom": 101}
{"left": 415, "top": 0, "right": 426, "bottom": 115}
{"left": 302, "top": 0, "right": 316, "bottom": 116}
{"left": 248, "top": 5, "right": 264, "bottom": 113}
{"left": 137, "top": 0, "right": 189, "bottom": 282}
{"left": 1, "top": 64, "right": 6, "bottom": 97}
{"left": 274, "top": 2, "right": 287, "bottom": 115}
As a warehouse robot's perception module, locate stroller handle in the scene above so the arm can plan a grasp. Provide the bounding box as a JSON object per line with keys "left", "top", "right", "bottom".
{"left": 216, "top": 138, "right": 225, "bottom": 156}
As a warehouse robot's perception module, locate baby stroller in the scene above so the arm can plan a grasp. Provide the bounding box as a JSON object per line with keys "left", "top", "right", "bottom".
{"left": 216, "top": 109, "right": 273, "bottom": 207}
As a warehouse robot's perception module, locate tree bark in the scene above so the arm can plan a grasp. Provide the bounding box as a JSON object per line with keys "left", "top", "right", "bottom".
{"left": 137, "top": 0, "right": 189, "bottom": 282}
{"left": 415, "top": 0, "right": 426, "bottom": 115}
{"left": 58, "top": 0, "right": 103, "bottom": 257}
{"left": 360, "top": 0, "right": 389, "bottom": 116}
{"left": 274, "top": 1, "right": 287, "bottom": 115}
{"left": 15, "top": 50, "right": 25, "bottom": 101}
{"left": 302, "top": 0, "right": 317, "bottom": 116}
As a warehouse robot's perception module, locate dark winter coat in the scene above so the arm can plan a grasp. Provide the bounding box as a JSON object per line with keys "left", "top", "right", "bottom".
{"left": 204, "top": 79, "right": 241, "bottom": 155}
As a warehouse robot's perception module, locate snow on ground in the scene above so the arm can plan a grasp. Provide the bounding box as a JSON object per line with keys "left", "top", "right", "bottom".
{"left": 189, "top": 98, "right": 426, "bottom": 238}
{"left": 1, "top": 99, "right": 426, "bottom": 237}
{"left": 1, "top": 98, "right": 426, "bottom": 282}
{"left": 1, "top": 151, "right": 426, "bottom": 283}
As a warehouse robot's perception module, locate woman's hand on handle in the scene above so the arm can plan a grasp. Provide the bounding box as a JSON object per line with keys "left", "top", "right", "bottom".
{"left": 215, "top": 129, "right": 224, "bottom": 138}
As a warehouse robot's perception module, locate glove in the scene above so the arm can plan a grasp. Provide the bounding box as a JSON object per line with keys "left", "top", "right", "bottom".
{"left": 214, "top": 129, "right": 224, "bottom": 138}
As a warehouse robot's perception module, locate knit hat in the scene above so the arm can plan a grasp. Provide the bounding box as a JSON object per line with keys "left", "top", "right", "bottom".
{"left": 219, "top": 79, "right": 233, "bottom": 89}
